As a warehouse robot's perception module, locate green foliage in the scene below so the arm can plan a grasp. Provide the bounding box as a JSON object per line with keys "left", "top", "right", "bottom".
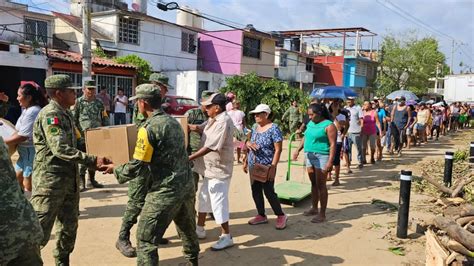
{"left": 376, "top": 31, "right": 448, "bottom": 97}
{"left": 92, "top": 47, "right": 108, "bottom": 58}
{"left": 220, "top": 73, "right": 309, "bottom": 133}
{"left": 115, "top": 54, "right": 152, "bottom": 85}
{"left": 454, "top": 149, "right": 468, "bottom": 162}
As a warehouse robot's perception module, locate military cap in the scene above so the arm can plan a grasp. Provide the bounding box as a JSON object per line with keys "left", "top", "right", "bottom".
{"left": 149, "top": 73, "right": 170, "bottom": 88}
{"left": 45, "top": 74, "right": 80, "bottom": 89}
{"left": 84, "top": 79, "right": 96, "bottom": 88}
{"left": 129, "top": 84, "right": 160, "bottom": 100}
{"left": 201, "top": 90, "right": 214, "bottom": 99}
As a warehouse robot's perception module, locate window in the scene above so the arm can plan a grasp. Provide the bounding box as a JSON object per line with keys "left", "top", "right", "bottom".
{"left": 181, "top": 32, "right": 197, "bottom": 54}
{"left": 176, "top": 98, "right": 198, "bottom": 106}
{"left": 24, "top": 18, "right": 48, "bottom": 44}
{"left": 243, "top": 36, "right": 261, "bottom": 59}
{"left": 305, "top": 58, "right": 313, "bottom": 72}
{"left": 279, "top": 53, "right": 288, "bottom": 67}
{"left": 119, "top": 16, "right": 139, "bottom": 44}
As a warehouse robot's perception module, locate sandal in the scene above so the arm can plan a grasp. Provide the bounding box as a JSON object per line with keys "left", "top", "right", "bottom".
{"left": 311, "top": 216, "right": 326, "bottom": 223}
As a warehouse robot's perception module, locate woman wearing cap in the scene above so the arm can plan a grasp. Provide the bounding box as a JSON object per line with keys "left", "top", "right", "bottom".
{"left": 293, "top": 103, "right": 336, "bottom": 223}
{"left": 189, "top": 93, "right": 235, "bottom": 251}
{"left": 5, "top": 83, "right": 48, "bottom": 196}
{"left": 243, "top": 104, "right": 287, "bottom": 229}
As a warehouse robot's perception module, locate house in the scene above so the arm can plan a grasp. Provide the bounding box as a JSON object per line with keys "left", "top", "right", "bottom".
{"left": 274, "top": 47, "right": 314, "bottom": 93}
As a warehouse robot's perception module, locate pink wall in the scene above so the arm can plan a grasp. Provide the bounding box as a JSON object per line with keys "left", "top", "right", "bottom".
{"left": 198, "top": 30, "right": 243, "bottom": 75}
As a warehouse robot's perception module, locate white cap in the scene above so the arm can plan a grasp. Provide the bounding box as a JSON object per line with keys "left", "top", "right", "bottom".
{"left": 373, "top": 96, "right": 379, "bottom": 100}
{"left": 249, "top": 104, "right": 271, "bottom": 114}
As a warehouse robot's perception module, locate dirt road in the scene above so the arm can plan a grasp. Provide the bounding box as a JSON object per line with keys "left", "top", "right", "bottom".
{"left": 39, "top": 129, "right": 473, "bottom": 265}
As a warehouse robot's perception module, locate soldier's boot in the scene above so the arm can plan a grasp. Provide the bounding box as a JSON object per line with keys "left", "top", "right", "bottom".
{"left": 117, "top": 229, "right": 137, "bottom": 258}
{"left": 88, "top": 171, "right": 104, "bottom": 188}
{"left": 79, "top": 175, "right": 87, "bottom": 192}
{"left": 55, "top": 255, "right": 69, "bottom": 266}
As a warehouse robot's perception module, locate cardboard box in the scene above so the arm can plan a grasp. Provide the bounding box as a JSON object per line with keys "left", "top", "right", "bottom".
{"left": 85, "top": 124, "right": 138, "bottom": 165}
{"left": 0, "top": 118, "right": 18, "bottom": 156}
{"left": 172, "top": 115, "right": 188, "bottom": 148}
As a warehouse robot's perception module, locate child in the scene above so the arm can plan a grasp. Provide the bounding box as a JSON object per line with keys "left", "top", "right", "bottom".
{"left": 431, "top": 109, "right": 442, "bottom": 140}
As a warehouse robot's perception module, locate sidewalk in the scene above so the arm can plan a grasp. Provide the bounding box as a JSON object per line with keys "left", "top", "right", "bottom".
{"left": 40, "top": 129, "right": 473, "bottom": 265}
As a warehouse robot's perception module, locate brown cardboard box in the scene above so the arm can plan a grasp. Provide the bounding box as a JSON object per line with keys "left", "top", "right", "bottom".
{"left": 85, "top": 124, "right": 138, "bottom": 165}
{"left": 172, "top": 115, "right": 188, "bottom": 148}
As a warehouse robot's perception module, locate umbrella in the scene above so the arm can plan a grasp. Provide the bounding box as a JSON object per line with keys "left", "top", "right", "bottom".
{"left": 406, "top": 100, "right": 417, "bottom": 106}
{"left": 386, "top": 90, "right": 419, "bottom": 101}
{"left": 310, "top": 86, "right": 357, "bottom": 100}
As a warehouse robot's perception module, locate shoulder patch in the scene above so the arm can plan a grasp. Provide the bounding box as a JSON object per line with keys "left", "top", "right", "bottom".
{"left": 47, "top": 117, "right": 60, "bottom": 125}
{"left": 133, "top": 127, "right": 154, "bottom": 163}
{"left": 48, "top": 125, "right": 61, "bottom": 136}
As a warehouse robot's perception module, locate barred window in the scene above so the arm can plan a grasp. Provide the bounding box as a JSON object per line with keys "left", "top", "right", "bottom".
{"left": 181, "top": 32, "right": 196, "bottom": 54}
{"left": 243, "top": 36, "right": 261, "bottom": 59}
{"left": 119, "top": 17, "right": 139, "bottom": 44}
{"left": 279, "top": 53, "right": 287, "bottom": 67}
{"left": 24, "top": 18, "right": 48, "bottom": 44}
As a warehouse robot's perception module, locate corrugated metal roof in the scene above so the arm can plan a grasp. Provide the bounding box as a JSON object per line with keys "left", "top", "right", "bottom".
{"left": 48, "top": 49, "right": 136, "bottom": 69}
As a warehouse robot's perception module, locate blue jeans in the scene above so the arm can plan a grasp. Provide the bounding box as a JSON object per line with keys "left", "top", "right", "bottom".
{"left": 114, "top": 112, "right": 126, "bottom": 125}
{"left": 386, "top": 123, "right": 392, "bottom": 149}
{"left": 347, "top": 132, "right": 363, "bottom": 164}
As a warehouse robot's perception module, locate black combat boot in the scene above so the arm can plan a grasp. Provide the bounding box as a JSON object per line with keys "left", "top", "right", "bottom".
{"left": 88, "top": 170, "right": 104, "bottom": 188}
{"left": 116, "top": 238, "right": 137, "bottom": 258}
{"left": 79, "top": 175, "right": 86, "bottom": 192}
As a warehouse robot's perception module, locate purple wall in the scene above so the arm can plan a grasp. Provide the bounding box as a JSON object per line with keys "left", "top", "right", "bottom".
{"left": 198, "top": 30, "right": 243, "bottom": 75}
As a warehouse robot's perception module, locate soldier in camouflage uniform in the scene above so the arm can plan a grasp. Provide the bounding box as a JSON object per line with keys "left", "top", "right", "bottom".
{"left": 185, "top": 90, "right": 212, "bottom": 191}
{"left": 104, "top": 84, "right": 199, "bottom": 265}
{"left": 0, "top": 136, "right": 44, "bottom": 266}
{"left": 282, "top": 100, "right": 303, "bottom": 133}
{"left": 72, "top": 79, "right": 109, "bottom": 191}
{"left": 30, "top": 74, "right": 110, "bottom": 265}
{"left": 132, "top": 73, "right": 170, "bottom": 127}
{"left": 0, "top": 91, "right": 9, "bottom": 117}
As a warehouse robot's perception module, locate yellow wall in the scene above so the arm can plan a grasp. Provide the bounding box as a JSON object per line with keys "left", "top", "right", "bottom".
{"left": 241, "top": 34, "right": 276, "bottom": 78}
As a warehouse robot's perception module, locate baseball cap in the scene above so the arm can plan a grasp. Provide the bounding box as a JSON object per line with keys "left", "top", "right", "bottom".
{"left": 129, "top": 84, "right": 160, "bottom": 101}
{"left": 373, "top": 96, "right": 379, "bottom": 100}
{"left": 249, "top": 104, "right": 271, "bottom": 114}
{"left": 347, "top": 96, "right": 355, "bottom": 100}
{"left": 45, "top": 74, "right": 80, "bottom": 89}
{"left": 200, "top": 93, "right": 227, "bottom": 106}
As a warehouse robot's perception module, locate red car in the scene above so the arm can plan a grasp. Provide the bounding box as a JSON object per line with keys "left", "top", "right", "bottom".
{"left": 162, "top": 95, "right": 199, "bottom": 115}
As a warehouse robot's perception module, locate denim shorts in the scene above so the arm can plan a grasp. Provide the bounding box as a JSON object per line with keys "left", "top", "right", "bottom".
{"left": 305, "top": 152, "right": 329, "bottom": 170}
{"left": 15, "top": 146, "right": 35, "bottom": 178}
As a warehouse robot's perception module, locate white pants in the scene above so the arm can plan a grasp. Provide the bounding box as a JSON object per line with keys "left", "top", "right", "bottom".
{"left": 198, "top": 177, "right": 230, "bottom": 225}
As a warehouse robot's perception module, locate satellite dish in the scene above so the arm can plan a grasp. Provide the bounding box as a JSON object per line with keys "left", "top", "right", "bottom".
{"left": 131, "top": 3, "right": 140, "bottom": 12}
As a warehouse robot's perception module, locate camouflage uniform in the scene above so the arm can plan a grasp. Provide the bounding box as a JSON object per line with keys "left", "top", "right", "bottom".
{"left": 114, "top": 84, "right": 199, "bottom": 265}
{"left": 132, "top": 102, "right": 146, "bottom": 129}
{"left": 282, "top": 105, "right": 303, "bottom": 133}
{"left": 0, "top": 101, "right": 9, "bottom": 117}
{"left": 0, "top": 137, "right": 43, "bottom": 266}
{"left": 72, "top": 82, "right": 109, "bottom": 189}
{"left": 30, "top": 75, "right": 98, "bottom": 264}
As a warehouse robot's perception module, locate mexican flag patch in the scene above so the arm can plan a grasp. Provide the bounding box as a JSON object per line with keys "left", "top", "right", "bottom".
{"left": 47, "top": 117, "right": 60, "bottom": 125}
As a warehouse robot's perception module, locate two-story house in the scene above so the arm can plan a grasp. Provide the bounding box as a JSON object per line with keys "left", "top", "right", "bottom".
{"left": 274, "top": 47, "right": 314, "bottom": 93}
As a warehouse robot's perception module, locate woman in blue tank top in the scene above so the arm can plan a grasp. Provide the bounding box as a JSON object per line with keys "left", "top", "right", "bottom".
{"left": 293, "top": 103, "right": 336, "bottom": 223}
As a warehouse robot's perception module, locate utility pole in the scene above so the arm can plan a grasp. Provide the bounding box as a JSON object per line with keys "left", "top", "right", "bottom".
{"left": 82, "top": 0, "right": 92, "bottom": 84}
{"left": 450, "top": 40, "right": 455, "bottom": 74}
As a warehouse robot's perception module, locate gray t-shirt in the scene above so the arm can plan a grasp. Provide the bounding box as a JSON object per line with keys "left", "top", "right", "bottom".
{"left": 15, "top": 105, "right": 41, "bottom": 147}
{"left": 346, "top": 105, "right": 363, "bottom": 133}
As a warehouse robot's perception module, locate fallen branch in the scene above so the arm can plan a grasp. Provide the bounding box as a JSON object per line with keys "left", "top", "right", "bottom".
{"left": 433, "top": 216, "right": 474, "bottom": 251}
{"left": 446, "top": 251, "right": 461, "bottom": 265}
{"left": 421, "top": 171, "right": 453, "bottom": 195}
{"left": 451, "top": 174, "right": 474, "bottom": 198}
{"left": 457, "top": 216, "right": 474, "bottom": 227}
{"left": 447, "top": 240, "right": 474, "bottom": 257}
{"left": 461, "top": 205, "right": 474, "bottom": 218}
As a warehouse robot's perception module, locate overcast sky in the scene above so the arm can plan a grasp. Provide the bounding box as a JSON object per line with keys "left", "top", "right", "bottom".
{"left": 20, "top": 0, "right": 474, "bottom": 73}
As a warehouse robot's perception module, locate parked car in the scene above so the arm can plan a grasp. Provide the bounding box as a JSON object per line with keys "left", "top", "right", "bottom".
{"left": 162, "top": 95, "right": 199, "bottom": 115}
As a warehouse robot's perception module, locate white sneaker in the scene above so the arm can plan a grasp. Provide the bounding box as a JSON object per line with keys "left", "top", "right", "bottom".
{"left": 196, "top": 226, "right": 206, "bottom": 239}
{"left": 211, "top": 234, "right": 234, "bottom": 251}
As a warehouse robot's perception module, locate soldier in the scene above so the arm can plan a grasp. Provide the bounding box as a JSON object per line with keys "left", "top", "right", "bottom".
{"left": 0, "top": 137, "right": 43, "bottom": 266}
{"left": 105, "top": 84, "right": 199, "bottom": 265}
{"left": 185, "top": 90, "right": 213, "bottom": 190}
{"left": 72, "top": 79, "right": 109, "bottom": 191}
{"left": 132, "top": 73, "right": 170, "bottom": 127}
{"left": 282, "top": 100, "right": 303, "bottom": 133}
{"left": 30, "top": 74, "right": 110, "bottom": 265}
{"left": 0, "top": 91, "right": 9, "bottom": 117}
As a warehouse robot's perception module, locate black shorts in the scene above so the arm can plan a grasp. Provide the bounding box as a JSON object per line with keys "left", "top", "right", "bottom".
{"left": 333, "top": 142, "right": 343, "bottom": 166}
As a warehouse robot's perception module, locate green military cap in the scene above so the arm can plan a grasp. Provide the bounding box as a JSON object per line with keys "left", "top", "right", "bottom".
{"left": 149, "top": 73, "right": 170, "bottom": 88}
{"left": 45, "top": 74, "right": 80, "bottom": 89}
{"left": 201, "top": 90, "right": 214, "bottom": 99}
{"left": 129, "top": 84, "right": 160, "bottom": 100}
{"left": 84, "top": 79, "right": 96, "bottom": 88}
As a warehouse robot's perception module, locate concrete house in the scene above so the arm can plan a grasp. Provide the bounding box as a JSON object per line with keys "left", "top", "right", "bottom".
{"left": 274, "top": 47, "right": 314, "bottom": 92}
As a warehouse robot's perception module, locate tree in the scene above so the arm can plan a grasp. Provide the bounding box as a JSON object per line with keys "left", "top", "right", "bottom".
{"left": 115, "top": 54, "right": 152, "bottom": 85}
{"left": 376, "top": 31, "right": 448, "bottom": 96}
{"left": 220, "top": 73, "right": 309, "bottom": 133}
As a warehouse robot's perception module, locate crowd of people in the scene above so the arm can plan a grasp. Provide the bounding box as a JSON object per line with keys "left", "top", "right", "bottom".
{"left": 1, "top": 75, "right": 473, "bottom": 265}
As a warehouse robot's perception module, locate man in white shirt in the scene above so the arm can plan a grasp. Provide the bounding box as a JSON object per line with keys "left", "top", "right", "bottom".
{"left": 345, "top": 97, "right": 364, "bottom": 169}
{"left": 114, "top": 88, "right": 128, "bottom": 125}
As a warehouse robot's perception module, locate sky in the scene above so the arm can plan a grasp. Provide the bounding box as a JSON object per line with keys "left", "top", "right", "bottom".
{"left": 18, "top": 0, "right": 474, "bottom": 73}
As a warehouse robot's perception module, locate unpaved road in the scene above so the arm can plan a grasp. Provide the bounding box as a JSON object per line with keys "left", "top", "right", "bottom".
{"left": 36, "top": 129, "right": 473, "bottom": 265}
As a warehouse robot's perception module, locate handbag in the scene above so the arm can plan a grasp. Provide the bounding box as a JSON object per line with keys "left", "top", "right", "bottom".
{"left": 249, "top": 151, "right": 271, "bottom": 183}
